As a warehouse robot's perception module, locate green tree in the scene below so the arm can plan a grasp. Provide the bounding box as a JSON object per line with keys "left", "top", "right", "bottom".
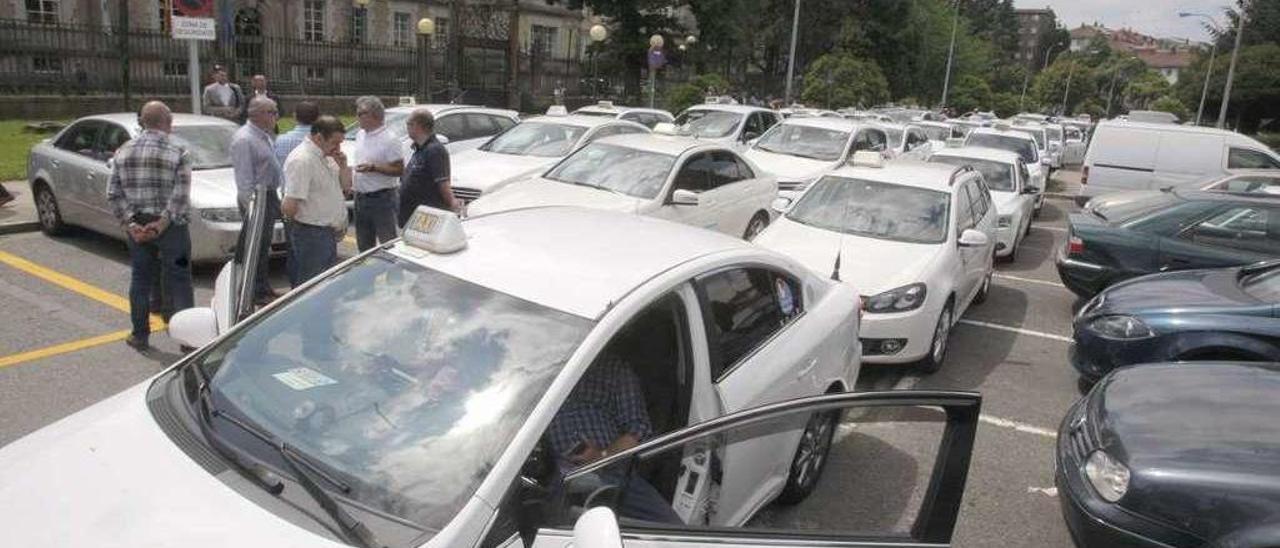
{"left": 948, "top": 74, "right": 992, "bottom": 113}
{"left": 1123, "top": 71, "right": 1171, "bottom": 110}
{"left": 989, "top": 91, "right": 1022, "bottom": 117}
{"left": 799, "top": 53, "right": 890, "bottom": 108}
{"left": 1030, "top": 57, "right": 1099, "bottom": 115}
{"left": 552, "top": 0, "right": 686, "bottom": 99}
{"left": 665, "top": 73, "right": 731, "bottom": 114}
{"left": 1149, "top": 95, "right": 1190, "bottom": 121}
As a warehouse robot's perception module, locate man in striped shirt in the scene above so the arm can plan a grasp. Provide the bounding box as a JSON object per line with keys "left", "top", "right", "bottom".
{"left": 106, "top": 101, "right": 194, "bottom": 351}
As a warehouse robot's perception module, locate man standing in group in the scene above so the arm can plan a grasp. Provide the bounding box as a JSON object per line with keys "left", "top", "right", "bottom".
{"left": 201, "top": 65, "right": 244, "bottom": 123}
{"left": 274, "top": 100, "right": 320, "bottom": 286}
{"left": 352, "top": 96, "right": 403, "bottom": 251}
{"left": 242, "top": 74, "right": 282, "bottom": 128}
{"left": 231, "top": 96, "right": 283, "bottom": 304}
{"left": 282, "top": 116, "right": 351, "bottom": 285}
{"left": 398, "top": 108, "right": 458, "bottom": 226}
{"left": 106, "top": 101, "right": 194, "bottom": 351}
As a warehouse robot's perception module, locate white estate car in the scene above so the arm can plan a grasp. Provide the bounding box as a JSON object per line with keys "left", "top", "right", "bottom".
{"left": 929, "top": 147, "right": 1039, "bottom": 261}
{"left": 912, "top": 121, "right": 954, "bottom": 148}
{"left": 670, "top": 104, "right": 782, "bottom": 149}
{"left": 572, "top": 101, "right": 675, "bottom": 129}
{"left": 340, "top": 104, "right": 520, "bottom": 162}
{"left": 448, "top": 115, "right": 650, "bottom": 203}
{"left": 964, "top": 126, "right": 1048, "bottom": 215}
{"left": 467, "top": 134, "right": 778, "bottom": 239}
{"left": 0, "top": 206, "right": 876, "bottom": 547}
{"left": 754, "top": 153, "right": 997, "bottom": 373}
{"left": 25, "top": 113, "right": 285, "bottom": 263}
{"left": 743, "top": 117, "right": 889, "bottom": 196}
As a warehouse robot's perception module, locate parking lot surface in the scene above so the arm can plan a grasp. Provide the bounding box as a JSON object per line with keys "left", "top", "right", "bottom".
{"left": 0, "top": 171, "right": 1086, "bottom": 546}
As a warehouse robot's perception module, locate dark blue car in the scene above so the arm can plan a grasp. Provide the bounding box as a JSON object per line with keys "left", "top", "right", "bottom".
{"left": 1070, "top": 260, "right": 1280, "bottom": 381}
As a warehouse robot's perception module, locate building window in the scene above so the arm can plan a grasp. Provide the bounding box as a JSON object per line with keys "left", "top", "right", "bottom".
{"left": 532, "top": 25, "right": 557, "bottom": 58}
{"left": 304, "top": 0, "right": 325, "bottom": 42}
{"left": 434, "top": 17, "right": 449, "bottom": 49}
{"left": 32, "top": 56, "right": 62, "bottom": 73}
{"left": 26, "top": 0, "right": 59, "bottom": 24}
{"left": 305, "top": 67, "right": 327, "bottom": 81}
{"left": 350, "top": 7, "right": 366, "bottom": 44}
{"left": 163, "top": 60, "right": 188, "bottom": 77}
{"left": 393, "top": 12, "right": 411, "bottom": 47}
{"left": 157, "top": 0, "right": 180, "bottom": 32}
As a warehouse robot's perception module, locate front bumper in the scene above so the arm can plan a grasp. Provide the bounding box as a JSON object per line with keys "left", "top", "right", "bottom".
{"left": 858, "top": 305, "right": 937, "bottom": 364}
{"left": 189, "top": 218, "right": 287, "bottom": 264}
{"left": 1069, "top": 325, "right": 1162, "bottom": 382}
{"left": 995, "top": 225, "right": 1017, "bottom": 257}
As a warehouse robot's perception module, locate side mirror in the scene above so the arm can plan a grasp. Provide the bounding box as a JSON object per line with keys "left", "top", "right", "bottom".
{"left": 1022, "top": 185, "right": 1040, "bottom": 195}
{"left": 169, "top": 307, "right": 219, "bottom": 349}
{"left": 671, "top": 189, "right": 700, "bottom": 206}
{"left": 572, "top": 507, "right": 624, "bottom": 548}
{"left": 435, "top": 134, "right": 450, "bottom": 145}
{"left": 105, "top": 157, "right": 116, "bottom": 170}
{"left": 958, "top": 228, "right": 990, "bottom": 248}
{"left": 771, "top": 196, "right": 793, "bottom": 213}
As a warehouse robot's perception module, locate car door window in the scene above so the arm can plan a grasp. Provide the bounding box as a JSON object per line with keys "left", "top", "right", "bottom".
{"left": 864, "top": 129, "right": 887, "bottom": 152}
{"left": 697, "top": 267, "right": 803, "bottom": 381}
{"left": 967, "top": 180, "right": 990, "bottom": 222}
{"left": 463, "top": 113, "right": 498, "bottom": 140}
{"left": 732, "top": 155, "right": 756, "bottom": 179}
{"left": 434, "top": 114, "right": 467, "bottom": 142}
{"left": 955, "top": 185, "right": 976, "bottom": 231}
{"left": 1215, "top": 175, "right": 1280, "bottom": 193}
{"left": 708, "top": 151, "right": 747, "bottom": 189}
{"left": 1018, "top": 161, "right": 1032, "bottom": 188}
{"left": 55, "top": 122, "right": 103, "bottom": 157}
{"left": 1182, "top": 205, "right": 1280, "bottom": 255}
{"left": 1227, "top": 147, "right": 1280, "bottom": 170}
{"left": 96, "top": 123, "right": 132, "bottom": 162}
{"left": 673, "top": 152, "right": 714, "bottom": 193}
{"left": 743, "top": 113, "right": 767, "bottom": 140}
{"left": 491, "top": 115, "right": 517, "bottom": 132}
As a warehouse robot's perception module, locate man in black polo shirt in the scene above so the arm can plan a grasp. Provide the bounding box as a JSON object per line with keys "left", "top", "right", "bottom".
{"left": 398, "top": 108, "right": 458, "bottom": 226}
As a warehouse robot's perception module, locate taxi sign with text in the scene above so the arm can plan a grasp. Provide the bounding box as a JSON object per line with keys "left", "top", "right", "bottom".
{"left": 403, "top": 206, "right": 467, "bottom": 254}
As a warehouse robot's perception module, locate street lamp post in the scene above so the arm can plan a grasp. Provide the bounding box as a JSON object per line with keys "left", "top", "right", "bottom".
{"left": 1061, "top": 60, "right": 1075, "bottom": 115}
{"left": 417, "top": 18, "right": 435, "bottom": 103}
{"left": 1043, "top": 43, "right": 1060, "bottom": 70}
{"left": 784, "top": 0, "right": 800, "bottom": 105}
{"left": 648, "top": 34, "right": 664, "bottom": 109}
{"left": 1218, "top": 9, "right": 1246, "bottom": 129}
{"left": 1180, "top": 12, "right": 1220, "bottom": 126}
{"left": 940, "top": 0, "right": 960, "bottom": 108}
{"left": 589, "top": 24, "right": 607, "bottom": 99}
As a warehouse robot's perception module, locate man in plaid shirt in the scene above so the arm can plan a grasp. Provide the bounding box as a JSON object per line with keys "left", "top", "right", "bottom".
{"left": 106, "top": 101, "right": 194, "bottom": 351}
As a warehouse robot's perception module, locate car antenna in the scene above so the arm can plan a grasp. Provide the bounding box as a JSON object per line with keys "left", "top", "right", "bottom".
{"left": 831, "top": 177, "right": 855, "bottom": 282}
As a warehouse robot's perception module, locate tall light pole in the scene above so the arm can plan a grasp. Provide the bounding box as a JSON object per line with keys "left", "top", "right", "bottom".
{"left": 1218, "top": 7, "right": 1246, "bottom": 129}
{"left": 940, "top": 0, "right": 961, "bottom": 108}
{"left": 1061, "top": 60, "right": 1075, "bottom": 115}
{"left": 1042, "top": 43, "right": 1060, "bottom": 70}
{"left": 784, "top": 0, "right": 801, "bottom": 105}
{"left": 589, "top": 24, "right": 607, "bottom": 99}
{"left": 417, "top": 17, "right": 435, "bottom": 103}
{"left": 1179, "top": 12, "right": 1219, "bottom": 126}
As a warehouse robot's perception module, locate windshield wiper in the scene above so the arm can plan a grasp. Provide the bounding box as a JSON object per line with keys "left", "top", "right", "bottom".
{"left": 188, "top": 365, "right": 384, "bottom": 548}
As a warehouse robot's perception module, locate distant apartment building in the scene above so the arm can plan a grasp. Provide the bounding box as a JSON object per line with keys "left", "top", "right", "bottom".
{"left": 1069, "top": 23, "right": 1196, "bottom": 84}
{"left": 1014, "top": 7, "right": 1058, "bottom": 71}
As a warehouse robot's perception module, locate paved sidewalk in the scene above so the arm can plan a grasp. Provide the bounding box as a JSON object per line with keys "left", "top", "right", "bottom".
{"left": 0, "top": 181, "right": 39, "bottom": 235}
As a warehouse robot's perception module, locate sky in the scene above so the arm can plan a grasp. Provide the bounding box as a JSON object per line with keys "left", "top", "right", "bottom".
{"left": 1015, "top": 0, "right": 1234, "bottom": 43}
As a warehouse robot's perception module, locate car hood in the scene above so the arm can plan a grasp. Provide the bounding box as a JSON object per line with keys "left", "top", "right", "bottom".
{"left": 753, "top": 216, "right": 938, "bottom": 295}
{"left": 467, "top": 178, "right": 645, "bottom": 216}
{"left": 742, "top": 149, "right": 835, "bottom": 182}
{"left": 450, "top": 150, "right": 559, "bottom": 193}
{"left": 1091, "top": 363, "right": 1280, "bottom": 538}
{"left": 188, "top": 167, "right": 241, "bottom": 208}
{"left": 0, "top": 381, "right": 344, "bottom": 547}
{"left": 1086, "top": 267, "right": 1256, "bottom": 316}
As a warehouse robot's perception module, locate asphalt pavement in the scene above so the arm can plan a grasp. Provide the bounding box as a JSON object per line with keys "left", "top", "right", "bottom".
{"left": 0, "top": 170, "right": 1087, "bottom": 547}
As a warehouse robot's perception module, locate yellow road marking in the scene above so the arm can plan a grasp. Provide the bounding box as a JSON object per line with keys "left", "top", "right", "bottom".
{"left": 342, "top": 234, "right": 356, "bottom": 245}
{"left": 0, "top": 330, "right": 130, "bottom": 369}
{"left": 0, "top": 250, "right": 131, "bottom": 313}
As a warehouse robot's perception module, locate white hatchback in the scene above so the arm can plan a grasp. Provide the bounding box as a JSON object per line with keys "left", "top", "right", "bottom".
{"left": 964, "top": 126, "right": 1048, "bottom": 215}
{"left": 754, "top": 153, "right": 998, "bottom": 373}
{"left": 467, "top": 134, "right": 779, "bottom": 239}
{"left": 929, "top": 147, "right": 1039, "bottom": 261}
{"left": 743, "top": 117, "right": 890, "bottom": 196}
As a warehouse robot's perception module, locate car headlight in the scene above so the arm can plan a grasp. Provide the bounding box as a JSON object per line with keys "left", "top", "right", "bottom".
{"left": 199, "top": 207, "right": 242, "bottom": 223}
{"left": 1084, "top": 450, "right": 1130, "bottom": 502}
{"left": 1087, "top": 315, "right": 1154, "bottom": 339}
{"left": 997, "top": 214, "right": 1012, "bottom": 228}
{"left": 862, "top": 283, "right": 927, "bottom": 313}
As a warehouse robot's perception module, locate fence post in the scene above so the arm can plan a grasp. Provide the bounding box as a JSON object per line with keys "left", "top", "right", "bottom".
{"left": 118, "top": 0, "right": 130, "bottom": 110}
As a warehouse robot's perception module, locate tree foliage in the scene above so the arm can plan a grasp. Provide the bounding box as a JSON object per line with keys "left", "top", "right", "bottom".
{"left": 1149, "top": 96, "right": 1190, "bottom": 122}
{"left": 799, "top": 53, "right": 890, "bottom": 108}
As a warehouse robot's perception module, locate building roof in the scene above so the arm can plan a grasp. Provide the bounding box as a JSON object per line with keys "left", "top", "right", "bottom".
{"left": 1136, "top": 49, "right": 1193, "bottom": 69}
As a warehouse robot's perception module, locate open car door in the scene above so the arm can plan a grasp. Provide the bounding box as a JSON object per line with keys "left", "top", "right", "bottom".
{"left": 525, "top": 390, "right": 980, "bottom": 548}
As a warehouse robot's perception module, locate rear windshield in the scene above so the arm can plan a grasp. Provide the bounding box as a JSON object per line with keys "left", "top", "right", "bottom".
{"left": 965, "top": 133, "right": 1037, "bottom": 164}
{"left": 1093, "top": 192, "right": 1181, "bottom": 223}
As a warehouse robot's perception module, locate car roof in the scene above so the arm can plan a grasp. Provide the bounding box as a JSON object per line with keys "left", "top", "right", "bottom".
{"left": 574, "top": 105, "right": 670, "bottom": 116}
{"left": 780, "top": 117, "right": 863, "bottom": 132}
{"left": 78, "top": 112, "right": 237, "bottom": 129}
{"left": 684, "top": 104, "right": 773, "bottom": 115}
{"left": 591, "top": 133, "right": 719, "bottom": 156}
{"left": 969, "top": 127, "right": 1037, "bottom": 142}
{"left": 824, "top": 160, "right": 968, "bottom": 192}
{"left": 931, "top": 146, "right": 1022, "bottom": 165}
{"left": 520, "top": 114, "right": 624, "bottom": 128}
{"left": 384, "top": 104, "right": 518, "bottom": 117}
{"left": 1095, "top": 118, "right": 1246, "bottom": 137}
{"left": 387, "top": 207, "right": 752, "bottom": 319}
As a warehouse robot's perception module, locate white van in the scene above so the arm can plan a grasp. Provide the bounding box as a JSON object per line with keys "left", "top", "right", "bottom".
{"left": 1080, "top": 120, "right": 1280, "bottom": 202}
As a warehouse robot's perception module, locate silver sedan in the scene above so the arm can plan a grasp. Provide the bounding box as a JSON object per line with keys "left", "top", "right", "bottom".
{"left": 25, "top": 113, "right": 285, "bottom": 263}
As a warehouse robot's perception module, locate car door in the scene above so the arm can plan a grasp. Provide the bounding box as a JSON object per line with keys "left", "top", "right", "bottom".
{"left": 80, "top": 122, "right": 133, "bottom": 233}
{"left": 1159, "top": 203, "right": 1280, "bottom": 272}
{"left": 953, "top": 182, "right": 984, "bottom": 302}
{"left": 48, "top": 120, "right": 106, "bottom": 224}
{"left": 527, "top": 390, "right": 980, "bottom": 548}
{"left": 653, "top": 152, "right": 719, "bottom": 232}
{"left": 703, "top": 151, "right": 761, "bottom": 236}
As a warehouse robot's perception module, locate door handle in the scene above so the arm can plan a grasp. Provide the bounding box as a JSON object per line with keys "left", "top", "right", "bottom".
{"left": 796, "top": 358, "right": 818, "bottom": 379}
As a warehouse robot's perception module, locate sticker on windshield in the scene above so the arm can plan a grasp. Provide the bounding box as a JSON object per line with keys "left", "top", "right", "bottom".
{"left": 776, "top": 278, "right": 796, "bottom": 316}
{"left": 273, "top": 367, "right": 338, "bottom": 391}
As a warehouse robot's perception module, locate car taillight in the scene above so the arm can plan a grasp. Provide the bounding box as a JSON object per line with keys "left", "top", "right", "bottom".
{"left": 1068, "top": 235, "right": 1084, "bottom": 255}
{"left": 1081, "top": 165, "right": 1089, "bottom": 186}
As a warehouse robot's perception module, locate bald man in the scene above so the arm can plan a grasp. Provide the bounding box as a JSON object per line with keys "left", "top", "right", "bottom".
{"left": 106, "top": 101, "right": 194, "bottom": 351}
{"left": 231, "top": 96, "right": 284, "bottom": 304}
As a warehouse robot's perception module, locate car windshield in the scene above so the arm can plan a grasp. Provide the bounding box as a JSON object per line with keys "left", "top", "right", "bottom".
{"left": 170, "top": 125, "right": 237, "bottom": 170}
{"left": 1010, "top": 127, "right": 1046, "bottom": 149}
{"left": 883, "top": 127, "right": 905, "bottom": 148}
{"left": 345, "top": 111, "right": 411, "bottom": 141}
{"left": 673, "top": 110, "right": 742, "bottom": 138}
{"left": 480, "top": 121, "right": 587, "bottom": 157}
{"left": 1096, "top": 192, "right": 1182, "bottom": 222}
{"left": 753, "top": 124, "right": 849, "bottom": 161}
{"left": 191, "top": 252, "right": 593, "bottom": 533}
{"left": 930, "top": 156, "right": 1015, "bottom": 192}
{"left": 544, "top": 143, "right": 676, "bottom": 199}
{"left": 966, "top": 133, "right": 1037, "bottom": 164}
{"left": 1242, "top": 267, "right": 1280, "bottom": 302}
{"left": 918, "top": 125, "right": 951, "bottom": 141}
{"left": 787, "top": 176, "right": 950, "bottom": 243}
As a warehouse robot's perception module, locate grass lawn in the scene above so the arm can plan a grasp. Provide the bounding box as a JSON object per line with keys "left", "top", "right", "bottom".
{"left": 279, "top": 115, "right": 357, "bottom": 134}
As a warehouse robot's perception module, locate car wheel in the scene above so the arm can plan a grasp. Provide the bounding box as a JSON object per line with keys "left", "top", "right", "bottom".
{"left": 917, "top": 302, "right": 953, "bottom": 374}
{"left": 775, "top": 408, "right": 840, "bottom": 505}
{"left": 34, "top": 183, "right": 66, "bottom": 235}
{"left": 743, "top": 212, "right": 769, "bottom": 240}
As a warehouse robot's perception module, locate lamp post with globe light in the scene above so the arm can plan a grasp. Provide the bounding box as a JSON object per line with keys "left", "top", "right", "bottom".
{"left": 417, "top": 17, "right": 435, "bottom": 103}
{"left": 648, "top": 34, "right": 664, "bottom": 108}
{"left": 589, "top": 24, "right": 607, "bottom": 99}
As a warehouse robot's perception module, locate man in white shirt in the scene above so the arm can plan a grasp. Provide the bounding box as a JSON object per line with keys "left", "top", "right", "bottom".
{"left": 351, "top": 96, "right": 404, "bottom": 252}
{"left": 282, "top": 116, "right": 352, "bottom": 286}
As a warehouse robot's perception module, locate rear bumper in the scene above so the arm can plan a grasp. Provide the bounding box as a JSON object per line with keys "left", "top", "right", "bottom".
{"left": 1056, "top": 252, "right": 1112, "bottom": 298}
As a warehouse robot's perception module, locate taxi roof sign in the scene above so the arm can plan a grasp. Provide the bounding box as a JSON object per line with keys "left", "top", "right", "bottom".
{"left": 402, "top": 206, "right": 467, "bottom": 254}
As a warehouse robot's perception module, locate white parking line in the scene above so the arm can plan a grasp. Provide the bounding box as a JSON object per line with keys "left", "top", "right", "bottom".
{"left": 957, "top": 319, "right": 1074, "bottom": 343}
{"left": 980, "top": 414, "right": 1058, "bottom": 438}
{"left": 993, "top": 274, "right": 1068, "bottom": 289}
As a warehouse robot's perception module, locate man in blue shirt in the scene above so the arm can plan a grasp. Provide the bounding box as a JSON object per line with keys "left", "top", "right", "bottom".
{"left": 275, "top": 101, "right": 319, "bottom": 166}
{"left": 398, "top": 109, "right": 458, "bottom": 225}
{"left": 231, "top": 96, "right": 284, "bottom": 304}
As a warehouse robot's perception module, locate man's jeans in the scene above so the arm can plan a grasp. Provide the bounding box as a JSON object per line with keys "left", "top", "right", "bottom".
{"left": 354, "top": 189, "right": 399, "bottom": 252}
{"left": 127, "top": 224, "right": 194, "bottom": 342}
{"left": 237, "top": 190, "right": 280, "bottom": 297}
{"left": 289, "top": 222, "right": 338, "bottom": 287}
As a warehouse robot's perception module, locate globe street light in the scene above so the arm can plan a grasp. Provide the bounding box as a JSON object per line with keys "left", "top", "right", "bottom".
{"left": 589, "top": 24, "right": 607, "bottom": 99}
{"left": 1179, "top": 12, "right": 1220, "bottom": 126}
{"left": 648, "top": 34, "right": 664, "bottom": 108}
{"left": 417, "top": 17, "right": 435, "bottom": 103}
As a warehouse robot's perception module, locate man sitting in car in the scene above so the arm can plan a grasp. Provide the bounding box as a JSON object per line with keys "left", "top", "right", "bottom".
{"left": 547, "top": 353, "right": 682, "bottom": 524}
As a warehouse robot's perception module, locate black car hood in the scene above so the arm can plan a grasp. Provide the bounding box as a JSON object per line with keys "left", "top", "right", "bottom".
{"left": 1093, "top": 362, "right": 1280, "bottom": 539}
{"left": 1089, "top": 268, "right": 1257, "bottom": 315}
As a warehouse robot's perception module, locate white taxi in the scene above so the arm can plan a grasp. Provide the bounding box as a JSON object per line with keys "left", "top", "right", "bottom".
{"left": 877, "top": 123, "right": 935, "bottom": 161}
{"left": 572, "top": 101, "right": 674, "bottom": 129}
{"left": 929, "top": 147, "right": 1038, "bottom": 261}
{"left": 754, "top": 153, "right": 997, "bottom": 373}
{"left": 0, "top": 206, "right": 871, "bottom": 547}
{"left": 964, "top": 125, "right": 1048, "bottom": 215}
{"left": 448, "top": 115, "right": 650, "bottom": 203}
{"left": 670, "top": 104, "right": 782, "bottom": 149}
{"left": 742, "top": 117, "right": 889, "bottom": 196}
{"left": 467, "top": 134, "right": 778, "bottom": 239}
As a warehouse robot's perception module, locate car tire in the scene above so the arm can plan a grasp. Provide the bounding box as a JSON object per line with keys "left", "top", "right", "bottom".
{"left": 917, "top": 301, "right": 954, "bottom": 374}
{"left": 775, "top": 408, "right": 840, "bottom": 505}
{"left": 34, "top": 183, "right": 66, "bottom": 236}
{"left": 743, "top": 211, "right": 769, "bottom": 240}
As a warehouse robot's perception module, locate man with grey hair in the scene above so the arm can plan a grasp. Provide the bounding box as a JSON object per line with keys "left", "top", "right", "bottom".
{"left": 351, "top": 96, "right": 404, "bottom": 251}
{"left": 106, "top": 101, "right": 194, "bottom": 351}
{"left": 399, "top": 108, "right": 457, "bottom": 225}
{"left": 231, "top": 95, "right": 284, "bottom": 304}
{"left": 201, "top": 65, "right": 244, "bottom": 123}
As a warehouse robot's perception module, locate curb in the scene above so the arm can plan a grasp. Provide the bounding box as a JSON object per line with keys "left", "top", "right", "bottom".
{"left": 0, "top": 222, "right": 41, "bottom": 235}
